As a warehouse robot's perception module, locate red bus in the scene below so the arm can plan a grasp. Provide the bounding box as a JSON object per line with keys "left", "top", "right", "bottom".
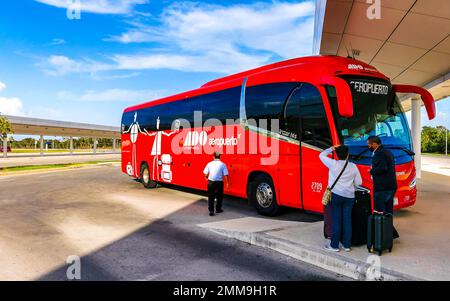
{"left": 121, "top": 55, "right": 435, "bottom": 216}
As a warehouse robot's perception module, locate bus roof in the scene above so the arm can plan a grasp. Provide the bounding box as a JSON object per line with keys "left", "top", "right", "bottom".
{"left": 124, "top": 55, "right": 388, "bottom": 113}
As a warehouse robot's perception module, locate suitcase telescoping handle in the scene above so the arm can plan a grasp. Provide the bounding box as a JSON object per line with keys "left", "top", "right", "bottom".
{"left": 373, "top": 210, "right": 393, "bottom": 217}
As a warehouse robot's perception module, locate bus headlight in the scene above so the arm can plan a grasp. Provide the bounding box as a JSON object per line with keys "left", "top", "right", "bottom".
{"left": 356, "top": 186, "right": 371, "bottom": 194}
{"left": 409, "top": 178, "right": 417, "bottom": 189}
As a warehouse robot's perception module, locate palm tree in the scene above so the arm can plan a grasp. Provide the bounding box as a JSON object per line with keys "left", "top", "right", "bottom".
{"left": 0, "top": 116, "right": 13, "bottom": 157}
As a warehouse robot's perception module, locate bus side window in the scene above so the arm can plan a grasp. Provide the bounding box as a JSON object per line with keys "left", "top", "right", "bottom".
{"left": 139, "top": 107, "right": 159, "bottom": 132}
{"left": 283, "top": 87, "right": 301, "bottom": 137}
{"left": 153, "top": 97, "right": 202, "bottom": 131}
{"left": 245, "top": 82, "right": 298, "bottom": 132}
{"left": 121, "top": 111, "right": 135, "bottom": 133}
{"left": 291, "top": 83, "right": 333, "bottom": 149}
{"left": 201, "top": 87, "right": 241, "bottom": 124}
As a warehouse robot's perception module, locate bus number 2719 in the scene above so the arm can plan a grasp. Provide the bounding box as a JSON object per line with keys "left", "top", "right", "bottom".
{"left": 311, "top": 182, "right": 323, "bottom": 193}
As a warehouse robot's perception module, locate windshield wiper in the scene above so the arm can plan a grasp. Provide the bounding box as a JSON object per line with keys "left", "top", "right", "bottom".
{"left": 384, "top": 146, "right": 415, "bottom": 156}
{"left": 351, "top": 148, "right": 371, "bottom": 161}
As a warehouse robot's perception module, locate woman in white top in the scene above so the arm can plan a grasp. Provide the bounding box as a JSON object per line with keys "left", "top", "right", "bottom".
{"left": 319, "top": 145, "right": 362, "bottom": 252}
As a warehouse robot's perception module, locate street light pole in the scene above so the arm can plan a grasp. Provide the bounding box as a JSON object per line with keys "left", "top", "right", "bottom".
{"left": 446, "top": 127, "right": 448, "bottom": 156}
{"left": 444, "top": 113, "right": 449, "bottom": 156}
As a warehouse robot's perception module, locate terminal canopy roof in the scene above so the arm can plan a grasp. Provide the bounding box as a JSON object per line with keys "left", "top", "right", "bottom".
{"left": 314, "top": 0, "right": 450, "bottom": 110}
{"left": 3, "top": 115, "right": 120, "bottom": 139}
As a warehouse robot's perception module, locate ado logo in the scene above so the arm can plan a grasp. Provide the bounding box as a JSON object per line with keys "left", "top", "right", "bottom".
{"left": 183, "top": 131, "right": 208, "bottom": 147}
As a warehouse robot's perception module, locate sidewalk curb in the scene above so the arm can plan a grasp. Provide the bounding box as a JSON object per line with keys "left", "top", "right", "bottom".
{"left": 208, "top": 228, "right": 423, "bottom": 281}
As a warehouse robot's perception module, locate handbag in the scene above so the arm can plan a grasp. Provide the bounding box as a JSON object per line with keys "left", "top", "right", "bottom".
{"left": 322, "top": 159, "right": 349, "bottom": 206}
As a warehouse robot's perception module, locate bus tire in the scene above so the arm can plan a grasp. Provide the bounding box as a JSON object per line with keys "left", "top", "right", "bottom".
{"left": 250, "top": 174, "right": 279, "bottom": 216}
{"left": 141, "top": 163, "right": 157, "bottom": 189}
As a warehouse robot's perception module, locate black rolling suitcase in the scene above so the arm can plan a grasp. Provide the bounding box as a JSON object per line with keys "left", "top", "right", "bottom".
{"left": 351, "top": 190, "right": 371, "bottom": 246}
{"left": 367, "top": 212, "right": 394, "bottom": 256}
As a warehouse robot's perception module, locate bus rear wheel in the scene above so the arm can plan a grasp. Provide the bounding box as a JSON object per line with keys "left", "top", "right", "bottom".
{"left": 250, "top": 174, "right": 279, "bottom": 216}
{"left": 141, "top": 163, "right": 157, "bottom": 189}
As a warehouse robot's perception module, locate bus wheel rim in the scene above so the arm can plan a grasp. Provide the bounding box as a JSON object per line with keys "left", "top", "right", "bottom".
{"left": 256, "top": 182, "right": 273, "bottom": 208}
{"left": 143, "top": 168, "right": 150, "bottom": 184}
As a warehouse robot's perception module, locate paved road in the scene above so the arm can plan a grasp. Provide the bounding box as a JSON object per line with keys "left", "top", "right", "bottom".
{"left": 0, "top": 165, "right": 348, "bottom": 281}
{"left": 422, "top": 154, "right": 450, "bottom": 176}
{"left": 0, "top": 153, "right": 120, "bottom": 168}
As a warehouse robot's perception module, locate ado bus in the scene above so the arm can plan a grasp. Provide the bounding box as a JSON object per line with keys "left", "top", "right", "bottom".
{"left": 121, "top": 55, "right": 435, "bottom": 216}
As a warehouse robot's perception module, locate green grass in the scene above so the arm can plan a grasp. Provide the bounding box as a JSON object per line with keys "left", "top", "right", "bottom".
{"left": 0, "top": 161, "right": 120, "bottom": 173}
{"left": 11, "top": 149, "right": 114, "bottom": 154}
{"left": 423, "top": 152, "right": 450, "bottom": 157}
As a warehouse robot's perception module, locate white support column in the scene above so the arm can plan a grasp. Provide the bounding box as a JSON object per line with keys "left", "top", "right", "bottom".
{"left": 70, "top": 137, "right": 74, "bottom": 155}
{"left": 445, "top": 116, "right": 448, "bottom": 156}
{"left": 113, "top": 138, "right": 116, "bottom": 153}
{"left": 411, "top": 98, "right": 422, "bottom": 178}
{"left": 93, "top": 137, "right": 97, "bottom": 154}
{"left": 2, "top": 136, "right": 7, "bottom": 158}
{"left": 40, "top": 135, "right": 44, "bottom": 157}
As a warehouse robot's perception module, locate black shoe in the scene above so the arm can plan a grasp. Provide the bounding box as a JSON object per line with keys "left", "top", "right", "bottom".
{"left": 209, "top": 212, "right": 215, "bottom": 216}
{"left": 216, "top": 209, "right": 224, "bottom": 213}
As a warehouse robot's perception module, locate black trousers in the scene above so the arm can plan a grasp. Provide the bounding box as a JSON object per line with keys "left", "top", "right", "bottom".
{"left": 374, "top": 189, "right": 400, "bottom": 239}
{"left": 373, "top": 190, "right": 396, "bottom": 214}
{"left": 207, "top": 180, "right": 224, "bottom": 213}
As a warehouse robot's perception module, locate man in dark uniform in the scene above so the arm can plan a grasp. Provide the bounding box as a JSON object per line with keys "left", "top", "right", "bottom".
{"left": 367, "top": 136, "right": 397, "bottom": 213}
{"left": 367, "top": 135, "right": 399, "bottom": 238}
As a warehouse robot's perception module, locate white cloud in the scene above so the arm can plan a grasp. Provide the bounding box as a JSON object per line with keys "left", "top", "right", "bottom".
{"left": 111, "top": 51, "right": 270, "bottom": 74}
{"left": 41, "top": 55, "right": 109, "bottom": 76}
{"left": 90, "top": 71, "right": 141, "bottom": 81}
{"left": 49, "top": 38, "right": 66, "bottom": 45}
{"left": 45, "top": 55, "right": 81, "bottom": 75}
{"left": 437, "top": 111, "right": 448, "bottom": 119}
{"left": 57, "top": 88, "right": 166, "bottom": 102}
{"left": 0, "top": 81, "right": 26, "bottom": 116}
{"left": 41, "top": 1, "right": 315, "bottom": 76}
{"left": 35, "top": 0, "right": 148, "bottom": 15}
{"left": 0, "top": 97, "right": 25, "bottom": 116}
{"left": 107, "top": 1, "right": 315, "bottom": 63}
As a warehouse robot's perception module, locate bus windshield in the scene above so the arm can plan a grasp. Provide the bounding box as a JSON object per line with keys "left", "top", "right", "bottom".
{"left": 327, "top": 76, "right": 413, "bottom": 165}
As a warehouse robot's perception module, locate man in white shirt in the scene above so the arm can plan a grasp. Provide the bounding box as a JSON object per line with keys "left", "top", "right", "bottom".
{"left": 203, "top": 151, "right": 229, "bottom": 216}
{"left": 319, "top": 145, "right": 362, "bottom": 252}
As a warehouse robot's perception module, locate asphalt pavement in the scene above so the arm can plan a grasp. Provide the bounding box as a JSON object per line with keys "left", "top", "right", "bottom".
{"left": 0, "top": 165, "right": 348, "bottom": 281}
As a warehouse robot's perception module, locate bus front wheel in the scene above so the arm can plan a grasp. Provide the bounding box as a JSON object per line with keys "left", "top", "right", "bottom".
{"left": 250, "top": 174, "right": 279, "bottom": 216}
{"left": 140, "top": 163, "right": 157, "bottom": 189}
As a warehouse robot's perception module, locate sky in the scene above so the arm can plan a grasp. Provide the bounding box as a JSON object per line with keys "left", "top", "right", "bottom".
{"left": 0, "top": 0, "right": 448, "bottom": 131}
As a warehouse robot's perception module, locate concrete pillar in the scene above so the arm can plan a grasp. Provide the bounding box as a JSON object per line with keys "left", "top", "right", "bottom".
{"left": 70, "top": 137, "right": 74, "bottom": 155}
{"left": 93, "top": 137, "right": 97, "bottom": 154}
{"left": 444, "top": 118, "right": 448, "bottom": 156}
{"left": 40, "top": 135, "right": 44, "bottom": 157}
{"left": 411, "top": 98, "right": 421, "bottom": 179}
{"left": 2, "top": 136, "right": 7, "bottom": 158}
{"left": 113, "top": 138, "right": 116, "bottom": 153}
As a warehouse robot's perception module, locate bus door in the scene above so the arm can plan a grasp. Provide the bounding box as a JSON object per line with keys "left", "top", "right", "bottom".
{"left": 284, "top": 83, "right": 333, "bottom": 212}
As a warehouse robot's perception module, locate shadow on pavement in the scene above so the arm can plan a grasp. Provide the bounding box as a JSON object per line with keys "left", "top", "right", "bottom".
{"left": 159, "top": 183, "right": 323, "bottom": 223}
{"left": 37, "top": 199, "right": 332, "bottom": 281}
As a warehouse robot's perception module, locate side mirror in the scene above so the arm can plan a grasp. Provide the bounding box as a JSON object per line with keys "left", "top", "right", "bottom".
{"left": 393, "top": 84, "right": 436, "bottom": 120}
{"left": 320, "top": 76, "right": 353, "bottom": 118}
